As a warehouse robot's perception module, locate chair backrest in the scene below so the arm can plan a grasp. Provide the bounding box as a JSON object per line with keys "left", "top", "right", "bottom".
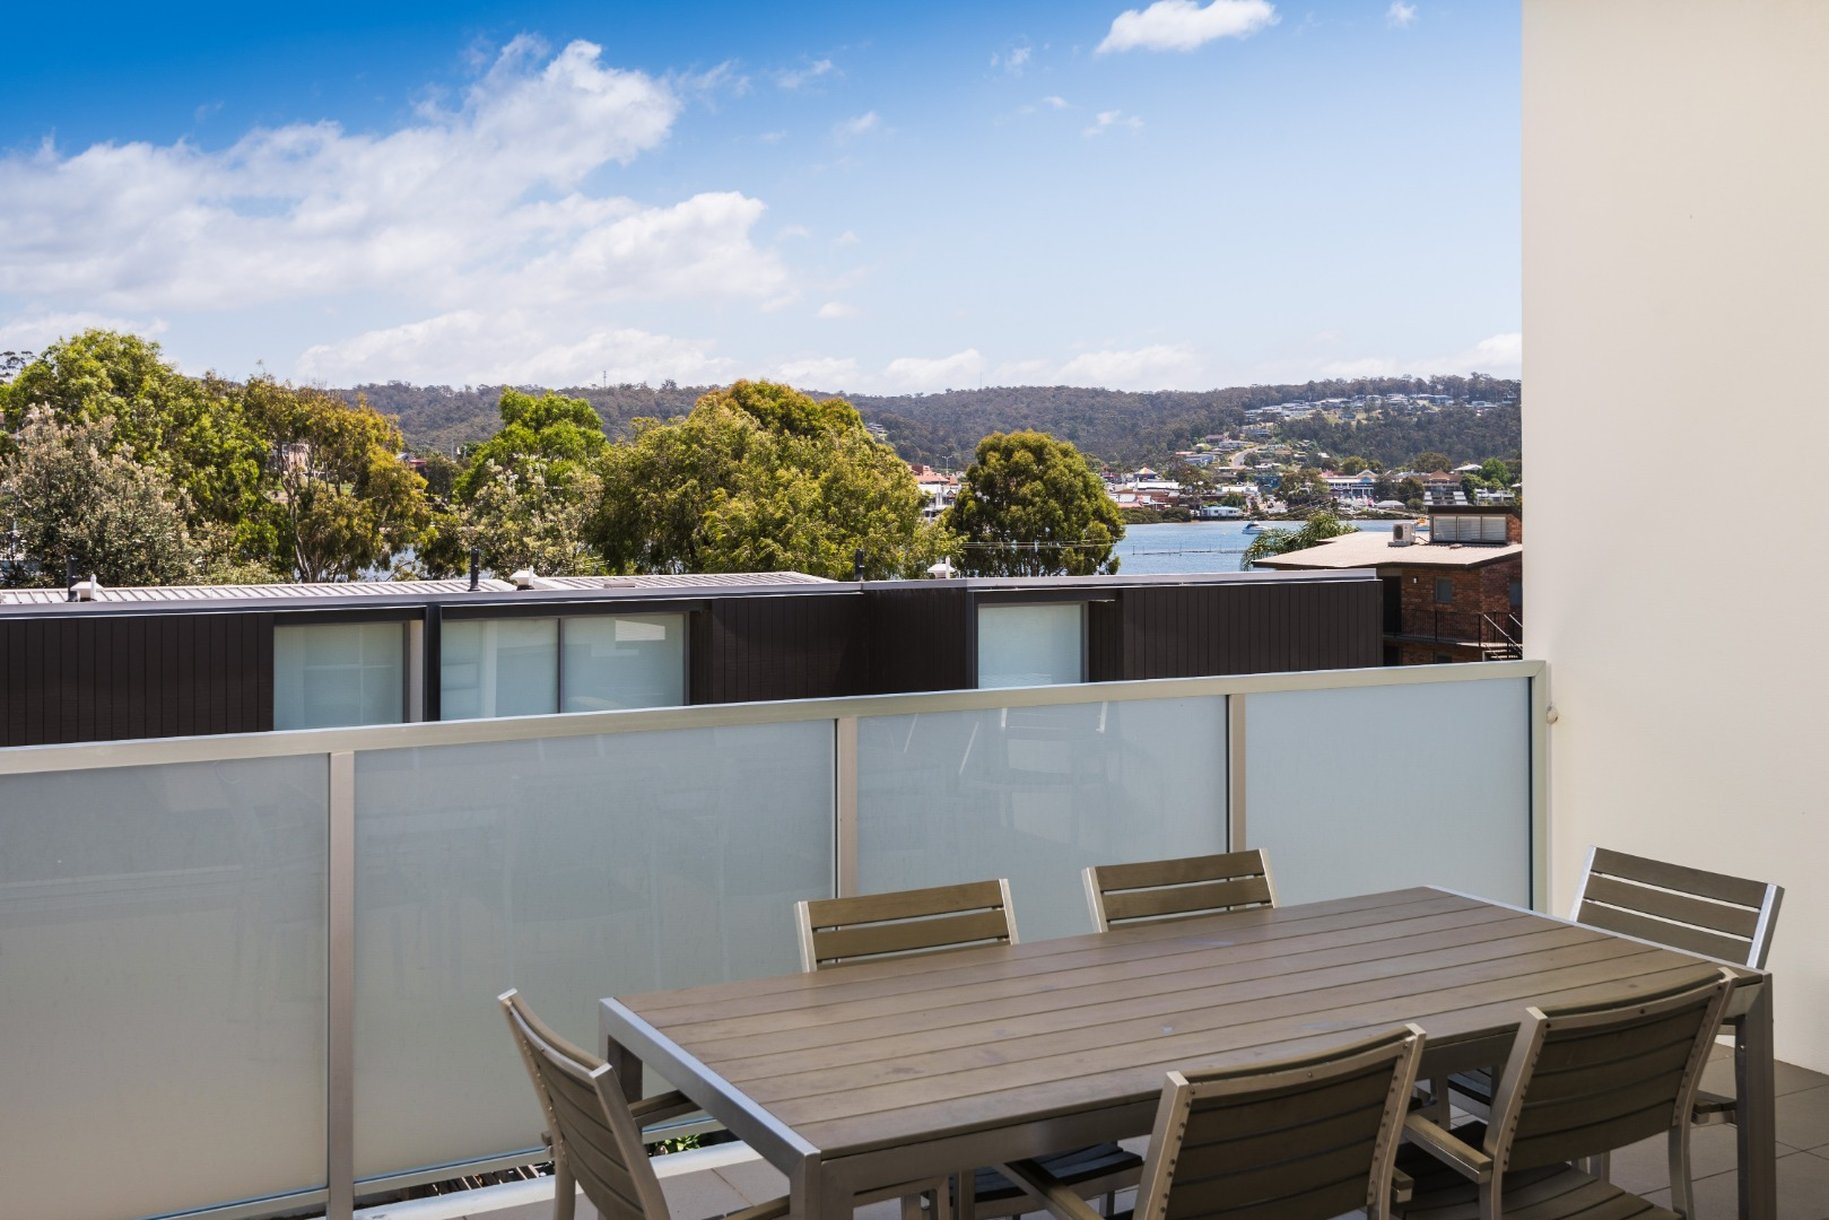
{"left": 1485, "top": 968, "right": 1734, "bottom": 1190}
{"left": 501, "top": 989, "right": 669, "bottom": 1220}
{"left": 796, "top": 879, "right": 1017, "bottom": 971}
{"left": 1132, "top": 1025, "right": 1423, "bottom": 1220}
{"left": 1083, "top": 850, "right": 1276, "bottom": 932}
{"left": 1571, "top": 846, "right": 1783, "bottom": 968}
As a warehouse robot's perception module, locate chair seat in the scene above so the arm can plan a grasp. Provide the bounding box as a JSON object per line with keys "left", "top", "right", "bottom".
{"left": 972, "top": 1141, "right": 1142, "bottom": 1204}
{"left": 1450, "top": 1067, "right": 1739, "bottom": 1127}
{"left": 1395, "top": 1147, "right": 1679, "bottom": 1220}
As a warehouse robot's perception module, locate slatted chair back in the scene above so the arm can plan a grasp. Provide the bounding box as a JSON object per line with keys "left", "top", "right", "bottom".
{"left": 1131, "top": 1025, "right": 1424, "bottom": 1220}
{"left": 1484, "top": 967, "right": 1734, "bottom": 1213}
{"left": 501, "top": 989, "right": 670, "bottom": 1220}
{"left": 1571, "top": 846, "right": 1782, "bottom": 968}
{"left": 1083, "top": 850, "right": 1276, "bottom": 932}
{"left": 797, "top": 879, "right": 1018, "bottom": 971}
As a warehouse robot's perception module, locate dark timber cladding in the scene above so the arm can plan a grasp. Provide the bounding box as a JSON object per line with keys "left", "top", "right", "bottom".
{"left": 691, "top": 593, "right": 866, "bottom": 704}
{"left": 0, "top": 569, "right": 1384, "bottom": 747}
{"left": 0, "top": 612, "right": 273, "bottom": 746}
{"left": 1111, "top": 578, "right": 1382, "bottom": 678}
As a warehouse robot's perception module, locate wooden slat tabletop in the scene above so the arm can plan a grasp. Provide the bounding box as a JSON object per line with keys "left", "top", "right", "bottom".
{"left": 609, "top": 887, "right": 1731, "bottom": 1163}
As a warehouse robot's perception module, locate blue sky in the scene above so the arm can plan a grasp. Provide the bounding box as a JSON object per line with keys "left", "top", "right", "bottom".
{"left": 0, "top": 1, "right": 1519, "bottom": 392}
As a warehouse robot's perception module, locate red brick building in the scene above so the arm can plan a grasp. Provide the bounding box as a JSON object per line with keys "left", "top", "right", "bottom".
{"left": 1254, "top": 507, "right": 1523, "bottom": 665}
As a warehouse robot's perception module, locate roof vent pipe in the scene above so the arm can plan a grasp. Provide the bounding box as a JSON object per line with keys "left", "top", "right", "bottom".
{"left": 71, "top": 575, "right": 103, "bottom": 602}
{"left": 510, "top": 569, "right": 537, "bottom": 590}
{"left": 468, "top": 547, "right": 481, "bottom": 591}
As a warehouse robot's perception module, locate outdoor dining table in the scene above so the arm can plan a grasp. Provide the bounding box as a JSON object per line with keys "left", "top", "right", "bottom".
{"left": 599, "top": 886, "right": 1776, "bottom": 1220}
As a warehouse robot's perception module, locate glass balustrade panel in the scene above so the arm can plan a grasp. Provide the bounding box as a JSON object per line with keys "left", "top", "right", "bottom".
{"left": 0, "top": 757, "right": 329, "bottom": 1220}
{"left": 1243, "top": 677, "right": 1531, "bottom": 906}
{"left": 856, "top": 696, "right": 1227, "bottom": 940}
{"left": 352, "top": 720, "right": 834, "bottom": 1178}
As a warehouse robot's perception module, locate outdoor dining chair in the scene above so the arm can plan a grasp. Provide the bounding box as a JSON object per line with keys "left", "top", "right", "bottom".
{"left": 499, "top": 989, "right": 788, "bottom": 1220}
{"left": 998, "top": 1024, "right": 1425, "bottom": 1220}
{"left": 1447, "top": 846, "right": 1782, "bottom": 1133}
{"left": 796, "top": 880, "right": 1142, "bottom": 1219}
{"left": 1397, "top": 967, "right": 1735, "bottom": 1220}
{"left": 1082, "top": 849, "right": 1277, "bottom": 931}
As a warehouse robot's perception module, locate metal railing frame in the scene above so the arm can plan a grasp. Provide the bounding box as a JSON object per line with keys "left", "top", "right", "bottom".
{"left": 0, "top": 658, "right": 1549, "bottom": 1220}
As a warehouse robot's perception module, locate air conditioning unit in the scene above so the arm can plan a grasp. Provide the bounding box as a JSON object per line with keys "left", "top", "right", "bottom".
{"left": 1390, "top": 521, "right": 1415, "bottom": 546}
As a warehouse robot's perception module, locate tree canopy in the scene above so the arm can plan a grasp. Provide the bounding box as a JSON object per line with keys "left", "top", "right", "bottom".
{"left": 593, "top": 380, "right": 948, "bottom": 580}
{"left": 1241, "top": 511, "right": 1359, "bottom": 570}
{"left": 942, "top": 430, "right": 1125, "bottom": 577}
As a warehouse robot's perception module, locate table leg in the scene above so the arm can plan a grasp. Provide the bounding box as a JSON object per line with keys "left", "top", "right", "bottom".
{"left": 1736, "top": 980, "right": 1776, "bottom": 1220}
{"left": 792, "top": 1157, "right": 846, "bottom": 1220}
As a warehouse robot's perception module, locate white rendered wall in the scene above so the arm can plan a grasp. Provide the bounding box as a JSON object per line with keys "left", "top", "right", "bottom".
{"left": 1524, "top": 1, "right": 1829, "bottom": 1069}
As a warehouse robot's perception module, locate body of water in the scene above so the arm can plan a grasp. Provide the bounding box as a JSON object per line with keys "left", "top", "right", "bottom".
{"left": 1113, "top": 519, "right": 1403, "bottom": 575}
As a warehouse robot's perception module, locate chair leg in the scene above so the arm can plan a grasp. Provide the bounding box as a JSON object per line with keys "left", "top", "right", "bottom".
{"left": 554, "top": 1158, "right": 576, "bottom": 1220}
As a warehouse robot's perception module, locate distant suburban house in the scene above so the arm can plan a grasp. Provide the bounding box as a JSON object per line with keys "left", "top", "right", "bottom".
{"left": 1253, "top": 505, "right": 1523, "bottom": 666}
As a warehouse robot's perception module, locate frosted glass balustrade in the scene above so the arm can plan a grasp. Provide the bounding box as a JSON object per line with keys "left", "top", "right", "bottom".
{"left": 352, "top": 721, "right": 834, "bottom": 1178}
{"left": 1243, "top": 678, "right": 1531, "bottom": 906}
{"left": 0, "top": 757, "right": 329, "bottom": 1220}
{"left": 856, "top": 696, "right": 1227, "bottom": 939}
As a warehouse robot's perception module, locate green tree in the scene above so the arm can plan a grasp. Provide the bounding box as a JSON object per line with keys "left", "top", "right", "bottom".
{"left": 237, "top": 378, "right": 430, "bottom": 581}
{"left": 463, "top": 460, "right": 607, "bottom": 576}
{"left": 942, "top": 431, "right": 1124, "bottom": 577}
{"left": 0, "top": 411, "right": 205, "bottom": 587}
{"left": 1241, "top": 511, "right": 1358, "bottom": 570}
{"left": 2, "top": 331, "right": 266, "bottom": 533}
{"left": 1276, "top": 467, "right": 1334, "bottom": 514}
{"left": 593, "top": 381, "right": 948, "bottom": 579}
{"left": 1411, "top": 450, "right": 1453, "bottom": 473}
{"left": 1479, "top": 457, "right": 1513, "bottom": 486}
{"left": 455, "top": 388, "right": 609, "bottom": 502}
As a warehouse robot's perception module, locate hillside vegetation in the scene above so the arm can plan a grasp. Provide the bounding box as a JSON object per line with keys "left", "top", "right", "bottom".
{"left": 346, "top": 375, "right": 1520, "bottom": 470}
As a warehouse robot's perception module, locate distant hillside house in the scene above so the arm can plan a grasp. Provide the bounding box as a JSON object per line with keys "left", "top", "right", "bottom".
{"left": 1253, "top": 506, "right": 1522, "bottom": 666}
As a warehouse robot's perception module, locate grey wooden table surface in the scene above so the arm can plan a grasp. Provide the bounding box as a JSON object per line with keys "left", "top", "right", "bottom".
{"left": 601, "top": 886, "right": 1775, "bottom": 1220}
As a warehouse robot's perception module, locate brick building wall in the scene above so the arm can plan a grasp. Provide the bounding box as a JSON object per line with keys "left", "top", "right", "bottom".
{"left": 1388, "top": 553, "right": 1523, "bottom": 663}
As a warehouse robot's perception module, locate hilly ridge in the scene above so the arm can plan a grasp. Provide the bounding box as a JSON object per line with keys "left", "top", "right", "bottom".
{"left": 345, "top": 374, "right": 1520, "bottom": 471}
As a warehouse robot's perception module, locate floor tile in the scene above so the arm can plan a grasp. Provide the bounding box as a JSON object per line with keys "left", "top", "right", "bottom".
{"left": 1701, "top": 1056, "right": 1829, "bottom": 1101}
{"left": 1777, "top": 1086, "right": 1829, "bottom": 1151}
{"left": 1642, "top": 1148, "right": 1829, "bottom": 1220}
{"left": 712, "top": 1157, "right": 790, "bottom": 1206}
{"left": 1610, "top": 1122, "right": 1797, "bottom": 1196}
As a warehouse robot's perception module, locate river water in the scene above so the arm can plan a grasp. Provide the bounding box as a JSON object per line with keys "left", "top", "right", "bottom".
{"left": 1114, "top": 520, "right": 1402, "bottom": 575}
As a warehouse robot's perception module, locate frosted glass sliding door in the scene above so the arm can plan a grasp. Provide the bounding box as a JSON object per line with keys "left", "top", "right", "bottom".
{"left": 561, "top": 613, "right": 686, "bottom": 712}
{"left": 274, "top": 620, "right": 406, "bottom": 729}
{"left": 0, "top": 757, "right": 329, "bottom": 1220}
{"left": 352, "top": 721, "right": 835, "bottom": 1177}
{"left": 856, "top": 696, "right": 1226, "bottom": 939}
{"left": 1243, "top": 678, "right": 1530, "bottom": 906}
{"left": 441, "top": 618, "right": 559, "bottom": 719}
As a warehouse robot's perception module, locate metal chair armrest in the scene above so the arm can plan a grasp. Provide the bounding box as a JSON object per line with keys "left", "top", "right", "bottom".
{"left": 722, "top": 1196, "right": 791, "bottom": 1220}
{"left": 997, "top": 1159, "right": 1107, "bottom": 1220}
{"left": 1403, "top": 1113, "right": 1494, "bottom": 1183}
{"left": 630, "top": 1089, "right": 701, "bottom": 1127}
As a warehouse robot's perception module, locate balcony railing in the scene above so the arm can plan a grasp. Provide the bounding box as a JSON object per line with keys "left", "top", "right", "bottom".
{"left": 0, "top": 659, "right": 1547, "bottom": 1220}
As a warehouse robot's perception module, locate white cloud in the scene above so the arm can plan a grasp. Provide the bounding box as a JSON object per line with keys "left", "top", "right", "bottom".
{"left": 1386, "top": 2, "right": 1418, "bottom": 29}
{"left": 1097, "top": 0, "right": 1278, "bottom": 53}
{"left": 1057, "top": 345, "right": 1204, "bottom": 388}
{"left": 832, "top": 111, "right": 881, "bottom": 140}
{"left": 1041, "top": 95, "right": 1071, "bottom": 109}
{"left": 883, "top": 348, "right": 984, "bottom": 392}
{"left": 1084, "top": 110, "right": 1144, "bottom": 137}
{"left": 0, "top": 310, "right": 167, "bottom": 352}
{"left": 776, "top": 224, "right": 811, "bottom": 241}
{"left": 775, "top": 58, "right": 836, "bottom": 90}
{"left": 816, "top": 301, "right": 858, "bottom": 319}
{"left": 770, "top": 356, "right": 859, "bottom": 388}
{"left": 1319, "top": 331, "right": 1521, "bottom": 379}
{"left": 675, "top": 59, "right": 750, "bottom": 99}
{"left": 834, "top": 230, "right": 861, "bottom": 246}
{"left": 758, "top": 129, "right": 788, "bottom": 143}
{"left": 991, "top": 45, "right": 1034, "bottom": 76}
{"left": 295, "top": 309, "right": 732, "bottom": 386}
{"left": 0, "top": 40, "right": 793, "bottom": 317}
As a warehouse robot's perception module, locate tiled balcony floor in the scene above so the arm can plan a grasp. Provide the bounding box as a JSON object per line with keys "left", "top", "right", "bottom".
{"left": 379, "top": 1048, "right": 1829, "bottom": 1220}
